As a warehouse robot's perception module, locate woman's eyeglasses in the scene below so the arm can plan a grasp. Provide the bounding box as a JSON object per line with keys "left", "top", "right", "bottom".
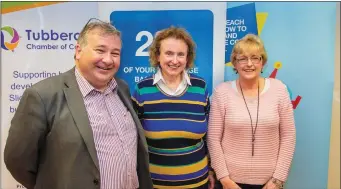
{"left": 236, "top": 56, "right": 262, "bottom": 65}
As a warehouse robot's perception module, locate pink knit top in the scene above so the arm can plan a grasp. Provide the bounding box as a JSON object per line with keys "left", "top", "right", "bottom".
{"left": 207, "top": 78, "right": 296, "bottom": 185}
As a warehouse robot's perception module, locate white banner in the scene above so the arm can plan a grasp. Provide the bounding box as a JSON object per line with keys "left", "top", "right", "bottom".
{"left": 1, "top": 2, "right": 98, "bottom": 188}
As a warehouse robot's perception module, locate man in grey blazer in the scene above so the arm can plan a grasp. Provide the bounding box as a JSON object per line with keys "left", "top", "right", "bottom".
{"left": 4, "top": 18, "right": 153, "bottom": 189}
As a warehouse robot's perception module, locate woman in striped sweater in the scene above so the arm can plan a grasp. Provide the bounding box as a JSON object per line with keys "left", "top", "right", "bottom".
{"left": 132, "top": 26, "right": 215, "bottom": 189}
{"left": 207, "top": 34, "right": 296, "bottom": 189}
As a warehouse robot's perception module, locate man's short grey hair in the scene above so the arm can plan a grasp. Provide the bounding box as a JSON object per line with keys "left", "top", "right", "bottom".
{"left": 77, "top": 19, "right": 121, "bottom": 47}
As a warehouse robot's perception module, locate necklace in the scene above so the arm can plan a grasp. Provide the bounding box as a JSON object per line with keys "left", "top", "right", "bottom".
{"left": 239, "top": 79, "right": 260, "bottom": 156}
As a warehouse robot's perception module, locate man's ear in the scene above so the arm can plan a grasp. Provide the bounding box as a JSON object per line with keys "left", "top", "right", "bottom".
{"left": 75, "top": 43, "right": 82, "bottom": 60}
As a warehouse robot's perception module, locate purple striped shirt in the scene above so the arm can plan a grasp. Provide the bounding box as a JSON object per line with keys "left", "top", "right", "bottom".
{"left": 75, "top": 69, "right": 138, "bottom": 189}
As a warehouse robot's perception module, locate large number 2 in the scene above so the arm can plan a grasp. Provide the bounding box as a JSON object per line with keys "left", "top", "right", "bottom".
{"left": 135, "top": 31, "right": 153, "bottom": 56}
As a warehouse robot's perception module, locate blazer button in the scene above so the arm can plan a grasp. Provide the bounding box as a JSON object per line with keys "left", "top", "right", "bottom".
{"left": 93, "top": 179, "right": 99, "bottom": 185}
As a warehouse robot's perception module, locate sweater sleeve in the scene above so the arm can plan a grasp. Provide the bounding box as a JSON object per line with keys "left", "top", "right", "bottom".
{"left": 273, "top": 83, "right": 296, "bottom": 182}
{"left": 202, "top": 83, "right": 213, "bottom": 171}
{"left": 207, "top": 85, "right": 230, "bottom": 180}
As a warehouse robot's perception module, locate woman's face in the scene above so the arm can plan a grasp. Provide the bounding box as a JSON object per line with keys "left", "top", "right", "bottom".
{"left": 157, "top": 37, "right": 188, "bottom": 79}
{"left": 234, "top": 51, "right": 264, "bottom": 80}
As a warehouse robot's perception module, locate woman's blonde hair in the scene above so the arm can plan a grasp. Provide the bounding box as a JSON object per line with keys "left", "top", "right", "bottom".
{"left": 149, "top": 26, "right": 196, "bottom": 69}
{"left": 230, "top": 34, "right": 268, "bottom": 67}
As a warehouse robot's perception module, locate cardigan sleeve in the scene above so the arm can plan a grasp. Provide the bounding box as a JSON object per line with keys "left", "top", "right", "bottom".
{"left": 207, "top": 85, "right": 230, "bottom": 180}
{"left": 272, "top": 82, "right": 296, "bottom": 182}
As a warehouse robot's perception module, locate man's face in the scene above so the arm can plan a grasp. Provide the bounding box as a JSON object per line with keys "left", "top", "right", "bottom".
{"left": 75, "top": 28, "right": 122, "bottom": 90}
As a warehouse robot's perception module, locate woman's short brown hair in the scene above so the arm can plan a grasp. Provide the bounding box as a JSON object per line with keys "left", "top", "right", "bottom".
{"left": 149, "top": 26, "right": 196, "bottom": 69}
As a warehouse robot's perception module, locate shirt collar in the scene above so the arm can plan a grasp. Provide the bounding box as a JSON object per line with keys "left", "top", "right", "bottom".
{"left": 152, "top": 67, "right": 191, "bottom": 86}
{"left": 75, "top": 68, "right": 117, "bottom": 97}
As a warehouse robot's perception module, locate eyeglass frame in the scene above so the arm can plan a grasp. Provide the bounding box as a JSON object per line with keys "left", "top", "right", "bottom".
{"left": 81, "top": 18, "right": 117, "bottom": 32}
{"left": 236, "top": 56, "right": 263, "bottom": 65}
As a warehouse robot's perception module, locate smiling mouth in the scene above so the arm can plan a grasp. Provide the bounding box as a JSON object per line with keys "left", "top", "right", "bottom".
{"left": 243, "top": 69, "right": 255, "bottom": 72}
{"left": 96, "top": 65, "right": 112, "bottom": 70}
{"left": 168, "top": 64, "right": 180, "bottom": 69}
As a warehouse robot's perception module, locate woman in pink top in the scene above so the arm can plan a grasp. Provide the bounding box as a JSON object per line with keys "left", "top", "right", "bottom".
{"left": 208, "top": 34, "right": 296, "bottom": 189}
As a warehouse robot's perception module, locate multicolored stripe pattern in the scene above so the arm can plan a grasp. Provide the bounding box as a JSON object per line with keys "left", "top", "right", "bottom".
{"left": 132, "top": 74, "right": 210, "bottom": 188}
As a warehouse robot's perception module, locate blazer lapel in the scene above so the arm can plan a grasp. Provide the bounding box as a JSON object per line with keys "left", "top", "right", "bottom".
{"left": 63, "top": 68, "right": 100, "bottom": 170}
{"left": 117, "top": 87, "right": 148, "bottom": 151}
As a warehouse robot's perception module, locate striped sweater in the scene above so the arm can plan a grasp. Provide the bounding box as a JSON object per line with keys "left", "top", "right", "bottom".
{"left": 132, "top": 74, "right": 210, "bottom": 188}
{"left": 207, "top": 78, "right": 296, "bottom": 185}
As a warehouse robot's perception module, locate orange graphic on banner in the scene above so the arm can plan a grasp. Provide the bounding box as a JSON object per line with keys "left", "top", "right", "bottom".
{"left": 2, "top": 2, "right": 65, "bottom": 14}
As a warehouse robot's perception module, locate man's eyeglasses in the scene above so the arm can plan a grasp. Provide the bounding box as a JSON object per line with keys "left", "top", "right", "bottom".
{"left": 81, "top": 18, "right": 116, "bottom": 31}
{"left": 236, "top": 56, "right": 262, "bottom": 65}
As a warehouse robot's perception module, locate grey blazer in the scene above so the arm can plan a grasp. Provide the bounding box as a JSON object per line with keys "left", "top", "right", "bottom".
{"left": 4, "top": 67, "right": 153, "bottom": 189}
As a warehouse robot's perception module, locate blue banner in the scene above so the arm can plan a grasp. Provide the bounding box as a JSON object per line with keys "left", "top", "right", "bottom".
{"left": 225, "top": 3, "right": 258, "bottom": 81}
{"left": 111, "top": 10, "right": 214, "bottom": 94}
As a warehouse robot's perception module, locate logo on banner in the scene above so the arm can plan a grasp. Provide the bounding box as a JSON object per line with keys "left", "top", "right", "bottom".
{"left": 1, "top": 26, "right": 80, "bottom": 51}
{"left": 24, "top": 29, "right": 79, "bottom": 50}
{"left": 1, "top": 26, "right": 20, "bottom": 51}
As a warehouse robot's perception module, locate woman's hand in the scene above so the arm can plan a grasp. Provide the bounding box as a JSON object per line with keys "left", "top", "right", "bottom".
{"left": 262, "top": 178, "right": 283, "bottom": 189}
{"left": 208, "top": 172, "right": 215, "bottom": 189}
{"left": 220, "top": 176, "right": 241, "bottom": 189}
